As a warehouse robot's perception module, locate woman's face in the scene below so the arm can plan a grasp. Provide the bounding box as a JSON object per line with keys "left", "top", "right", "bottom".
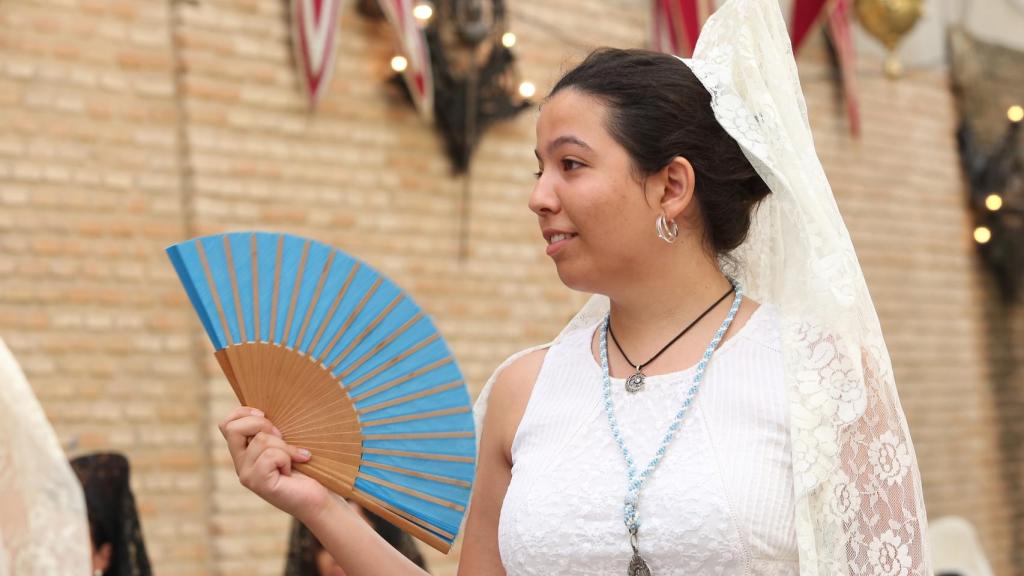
{"left": 530, "top": 89, "right": 661, "bottom": 295}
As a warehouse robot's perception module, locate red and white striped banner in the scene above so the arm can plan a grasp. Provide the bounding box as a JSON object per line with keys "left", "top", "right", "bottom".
{"left": 650, "top": 0, "right": 715, "bottom": 58}
{"left": 378, "top": 0, "right": 434, "bottom": 119}
{"left": 292, "top": 0, "right": 344, "bottom": 106}
{"left": 650, "top": 0, "right": 860, "bottom": 137}
{"left": 790, "top": 0, "right": 828, "bottom": 52}
{"left": 826, "top": 0, "right": 860, "bottom": 137}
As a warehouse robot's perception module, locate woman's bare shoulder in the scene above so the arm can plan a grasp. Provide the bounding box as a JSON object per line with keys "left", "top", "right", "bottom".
{"left": 484, "top": 348, "right": 549, "bottom": 453}
{"left": 491, "top": 348, "right": 548, "bottom": 398}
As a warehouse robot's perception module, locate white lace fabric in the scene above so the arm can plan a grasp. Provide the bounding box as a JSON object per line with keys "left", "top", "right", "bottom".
{"left": 0, "top": 338, "right": 91, "bottom": 576}
{"left": 475, "top": 0, "right": 931, "bottom": 574}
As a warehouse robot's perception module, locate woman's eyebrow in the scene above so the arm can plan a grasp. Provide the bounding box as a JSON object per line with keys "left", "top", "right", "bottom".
{"left": 535, "top": 135, "right": 594, "bottom": 159}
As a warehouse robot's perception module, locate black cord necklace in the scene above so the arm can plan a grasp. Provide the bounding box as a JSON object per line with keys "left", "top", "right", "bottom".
{"left": 608, "top": 285, "right": 736, "bottom": 393}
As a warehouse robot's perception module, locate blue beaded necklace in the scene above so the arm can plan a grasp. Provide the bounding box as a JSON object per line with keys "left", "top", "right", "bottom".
{"left": 598, "top": 280, "right": 744, "bottom": 576}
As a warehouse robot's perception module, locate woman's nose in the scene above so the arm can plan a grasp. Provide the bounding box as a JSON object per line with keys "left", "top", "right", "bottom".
{"left": 528, "top": 175, "right": 560, "bottom": 216}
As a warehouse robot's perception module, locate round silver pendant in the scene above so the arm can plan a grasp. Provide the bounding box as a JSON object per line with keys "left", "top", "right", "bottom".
{"left": 625, "top": 371, "right": 645, "bottom": 393}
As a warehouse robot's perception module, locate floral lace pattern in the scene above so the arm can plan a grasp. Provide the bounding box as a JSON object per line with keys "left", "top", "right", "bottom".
{"left": 0, "top": 339, "right": 91, "bottom": 576}
{"left": 687, "top": 1, "right": 931, "bottom": 573}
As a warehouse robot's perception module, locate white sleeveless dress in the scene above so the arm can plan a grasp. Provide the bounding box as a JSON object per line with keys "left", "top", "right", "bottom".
{"left": 497, "top": 304, "right": 800, "bottom": 576}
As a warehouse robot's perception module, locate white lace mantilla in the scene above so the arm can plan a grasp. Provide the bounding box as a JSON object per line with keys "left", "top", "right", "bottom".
{"left": 0, "top": 339, "right": 92, "bottom": 576}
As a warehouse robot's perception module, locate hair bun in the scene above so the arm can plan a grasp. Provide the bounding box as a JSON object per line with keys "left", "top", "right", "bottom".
{"left": 743, "top": 172, "right": 772, "bottom": 204}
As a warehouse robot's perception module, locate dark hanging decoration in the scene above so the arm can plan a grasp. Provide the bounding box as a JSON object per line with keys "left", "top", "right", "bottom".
{"left": 428, "top": 35, "right": 529, "bottom": 172}
{"left": 384, "top": 0, "right": 532, "bottom": 173}
{"left": 357, "top": 0, "right": 385, "bottom": 18}
{"left": 958, "top": 118, "right": 1023, "bottom": 301}
{"left": 949, "top": 28, "right": 1024, "bottom": 303}
{"left": 373, "top": 0, "right": 531, "bottom": 259}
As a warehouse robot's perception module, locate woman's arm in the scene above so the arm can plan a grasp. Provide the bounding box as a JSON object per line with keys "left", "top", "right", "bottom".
{"left": 219, "top": 348, "right": 546, "bottom": 576}
{"left": 458, "top": 348, "right": 546, "bottom": 575}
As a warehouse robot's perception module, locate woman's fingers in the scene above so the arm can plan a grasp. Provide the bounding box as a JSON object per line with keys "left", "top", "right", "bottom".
{"left": 221, "top": 415, "right": 278, "bottom": 458}
{"left": 218, "top": 408, "right": 327, "bottom": 520}
{"left": 241, "top": 446, "right": 292, "bottom": 490}
{"left": 239, "top": 431, "right": 311, "bottom": 477}
{"left": 217, "top": 406, "right": 263, "bottom": 433}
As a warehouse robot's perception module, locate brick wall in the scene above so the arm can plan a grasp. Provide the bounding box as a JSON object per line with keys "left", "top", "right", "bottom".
{"left": 0, "top": 0, "right": 1020, "bottom": 574}
{"left": 0, "top": 0, "right": 213, "bottom": 572}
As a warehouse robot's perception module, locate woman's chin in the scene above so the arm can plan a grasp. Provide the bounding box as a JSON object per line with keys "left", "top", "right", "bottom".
{"left": 553, "top": 262, "right": 602, "bottom": 294}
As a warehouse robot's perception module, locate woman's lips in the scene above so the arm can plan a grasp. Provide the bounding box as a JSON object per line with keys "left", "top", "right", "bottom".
{"left": 546, "top": 233, "right": 576, "bottom": 256}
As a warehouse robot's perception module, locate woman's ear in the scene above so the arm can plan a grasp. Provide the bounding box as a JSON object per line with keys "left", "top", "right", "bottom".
{"left": 658, "top": 156, "right": 696, "bottom": 220}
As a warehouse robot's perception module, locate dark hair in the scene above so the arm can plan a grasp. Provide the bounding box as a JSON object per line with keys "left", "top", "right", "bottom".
{"left": 284, "top": 514, "right": 429, "bottom": 576}
{"left": 70, "top": 452, "right": 152, "bottom": 576}
{"left": 549, "top": 48, "right": 770, "bottom": 254}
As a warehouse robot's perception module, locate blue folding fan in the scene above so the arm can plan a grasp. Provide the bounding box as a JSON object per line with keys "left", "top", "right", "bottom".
{"left": 166, "top": 232, "right": 475, "bottom": 553}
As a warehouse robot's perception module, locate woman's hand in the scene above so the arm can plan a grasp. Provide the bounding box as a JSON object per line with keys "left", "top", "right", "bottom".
{"left": 218, "top": 406, "right": 329, "bottom": 523}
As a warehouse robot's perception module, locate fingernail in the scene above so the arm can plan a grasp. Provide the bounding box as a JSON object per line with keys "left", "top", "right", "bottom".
{"left": 250, "top": 409, "right": 264, "bottom": 417}
{"left": 298, "top": 448, "right": 311, "bottom": 460}
{"left": 272, "top": 426, "right": 282, "bottom": 438}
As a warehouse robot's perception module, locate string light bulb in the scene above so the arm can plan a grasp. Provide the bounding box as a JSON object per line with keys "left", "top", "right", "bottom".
{"left": 413, "top": 2, "right": 433, "bottom": 23}
{"left": 518, "top": 81, "right": 536, "bottom": 98}
{"left": 502, "top": 32, "right": 517, "bottom": 48}
{"left": 985, "top": 194, "right": 1003, "bottom": 212}
{"left": 974, "top": 226, "right": 992, "bottom": 244}
{"left": 390, "top": 55, "right": 408, "bottom": 72}
{"left": 1009, "top": 105, "right": 1024, "bottom": 123}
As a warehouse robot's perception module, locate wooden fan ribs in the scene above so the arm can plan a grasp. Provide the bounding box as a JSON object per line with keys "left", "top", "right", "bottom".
{"left": 295, "top": 250, "right": 336, "bottom": 349}
{"left": 308, "top": 263, "right": 359, "bottom": 360}
{"left": 349, "top": 490, "right": 455, "bottom": 551}
{"left": 195, "top": 241, "right": 234, "bottom": 347}
{"left": 356, "top": 473, "right": 465, "bottom": 512}
{"left": 340, "top": 311, "right": 424, "bottom": 377}
{"left": 222, "top": 237, "right": 260, "bottom": 410}
{"left": 281, "top": 240, "right": 310, "bottom": 347}
{"left": 170, "top": 232, "right": 475, "bottom": 553}
{"left": 269, "top": 235, "right": 283, "bottom": 341}
{"left": 272, "top": 242, "right": 335, "bottom": 429}
{"left": 361, "top": 460, "right": 472, "bottom": 488}
{"left": 363, "top": 431, "right": 475, "bottom": 441}
{"left": 350, "top": 355, "right": 449, "bottom": 400}
{"left": 325, "top": 277, "right": 383, "bottom": 372}
{"left": 364, "top": 446, "right": 474, "bottom": 463}
{"left": 223, "top": 235, "right": 248, "bottom": 344}
{"left": 358, "top": 380, "right": 465, "bottom": 415}
{"left": 329, "top": 293, "right": 404, "bottom": 370}
{"left": 197, "top": 241, "right": 246, "bottom": 403}
{"left": 250, "top": 235, "right": 263, "bottom": 409}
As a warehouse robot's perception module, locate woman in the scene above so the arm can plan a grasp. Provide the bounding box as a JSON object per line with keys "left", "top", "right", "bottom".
{"left": 70, "top": 452, "right": 153, "bottom": 576}
{"left": 283, "top": 503, "right": 428, "bottom": 576}
{"left": 219, "top": 0, "right": 931, "bottom": 574}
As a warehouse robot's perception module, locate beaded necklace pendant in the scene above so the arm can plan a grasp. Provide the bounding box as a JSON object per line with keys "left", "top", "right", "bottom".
{"left": 624, "top": 369, "right": 645, "bottom": 393}
{"left": 599, "top": 280, "right": 744, "bottom": 576}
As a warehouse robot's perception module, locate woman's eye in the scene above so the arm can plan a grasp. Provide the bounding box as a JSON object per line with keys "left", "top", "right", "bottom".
{"left": 562, "top": 159, "right": 583, "bottom": 171}
{"left": 533, "top": 170, "right": 543, "bottom": 179}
